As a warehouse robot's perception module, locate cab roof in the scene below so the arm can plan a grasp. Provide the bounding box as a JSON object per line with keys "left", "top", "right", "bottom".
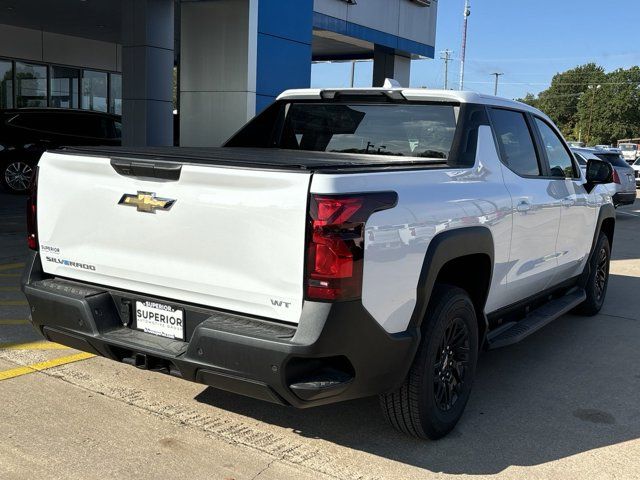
{"left": 277, "top": 87, "right": 550, "bottom": 121}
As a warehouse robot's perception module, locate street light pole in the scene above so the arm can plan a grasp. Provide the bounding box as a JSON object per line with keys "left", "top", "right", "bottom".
{"left": 491, "top": 72, "right": 504, "bottom": 96}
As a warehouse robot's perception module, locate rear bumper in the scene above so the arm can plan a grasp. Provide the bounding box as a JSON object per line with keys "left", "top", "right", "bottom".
{"left": 21, "top": 252, "right": 418, "bottom": 408}
{"left": 613, "top": 191, "right": 636, "bottom": 206}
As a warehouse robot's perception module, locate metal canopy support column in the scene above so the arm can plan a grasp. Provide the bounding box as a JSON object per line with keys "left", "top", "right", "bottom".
{"left": 121, "top": 0, "right": 174, "bottom": 147}
{"left": 372, "top": 45, "right": 410, "bottom": 87}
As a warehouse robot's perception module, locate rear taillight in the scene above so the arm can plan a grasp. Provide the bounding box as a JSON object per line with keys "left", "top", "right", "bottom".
{"left": 305, "top": 192, "right": 397, "bottom": 301}
{"left": 612, "top": 169, "right": 621, "bottom": 184}
{"left": 27, "top": 168, "right": 38, "bottom": 250}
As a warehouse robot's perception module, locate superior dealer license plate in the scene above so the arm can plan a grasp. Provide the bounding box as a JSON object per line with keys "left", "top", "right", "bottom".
{"left": 135, "top": 300, "right": 185, "bottom": 340}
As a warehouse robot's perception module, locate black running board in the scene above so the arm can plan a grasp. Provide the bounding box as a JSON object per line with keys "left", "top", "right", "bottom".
{"left": 487, "top": 289, "right": 586, "bottom": 349}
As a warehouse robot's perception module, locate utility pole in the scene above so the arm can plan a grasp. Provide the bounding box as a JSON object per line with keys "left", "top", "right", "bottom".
{"left": 586, "top": 84, "right": 601, "bottom": 145}
{"left": 440, "top": 49, "right": 453, "bottom": 90}
{"left": 491, "top": 72, "right": 504, "bottom": 96}
{"left": 459, "top": 0, "right": 471, "bottom": 90}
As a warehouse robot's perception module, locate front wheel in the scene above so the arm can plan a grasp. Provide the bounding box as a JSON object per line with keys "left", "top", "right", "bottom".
{"left": 380, "top": 285, "right": 479, "bottom": 440}
{"left": 576, "top": 232, "right": 611, "bottom": 316}
{"left": 1, "top": 160, "right": 35, "bottom": 194}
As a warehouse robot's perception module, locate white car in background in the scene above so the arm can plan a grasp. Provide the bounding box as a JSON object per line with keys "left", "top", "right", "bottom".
{"left": 620, "top": 143, "right": 640, "bottom": 165}
{"left": 633, "top": 158, "right": 640, "bottom": 188}
{"left": 573, "top": 148, "right": 636, "bottom": 206}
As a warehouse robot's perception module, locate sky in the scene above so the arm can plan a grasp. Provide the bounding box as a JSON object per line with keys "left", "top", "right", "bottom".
{"left": 311, "top": 0, "right": 640, "bottom": 100}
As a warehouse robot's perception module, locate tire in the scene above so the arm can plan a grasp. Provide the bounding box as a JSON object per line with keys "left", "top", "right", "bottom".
{"left": 380, "top": 284, "right": 479, "bottom": 440}
{"left": 575, "top": 232, "right": 611, "bottom": 316}
{"left": 1, "top": 160, "right": 35, "bottom": 194}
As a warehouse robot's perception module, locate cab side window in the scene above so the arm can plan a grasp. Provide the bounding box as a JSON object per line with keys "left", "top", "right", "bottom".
{"left": 573, "top": 152, "right": 587, "bottom": 166}
{"left": 489, "top": 108, "right": 540, "bottom": 176}
{"left": 534, "top": 118, "right": 577, "bottom": 178}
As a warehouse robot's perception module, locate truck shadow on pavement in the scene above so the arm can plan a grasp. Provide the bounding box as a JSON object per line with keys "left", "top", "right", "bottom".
{"left": 196, "top": 272, "right": 640, "bottom": 475}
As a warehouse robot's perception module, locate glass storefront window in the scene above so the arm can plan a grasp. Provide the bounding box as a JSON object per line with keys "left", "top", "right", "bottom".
{"left": 0, "top": 60, "right": 13, "bottom": 109}
{"left": 82, "top": 70, "right": 108, "bottom": 112}
{"left": 109, "top": 73, "right": 122, "bottom": 115}
{"left": 16, "top": 62, "right": 47, "bottom": 108}
{"left": 50, "top": 66, "right": 80, "bottom": 109}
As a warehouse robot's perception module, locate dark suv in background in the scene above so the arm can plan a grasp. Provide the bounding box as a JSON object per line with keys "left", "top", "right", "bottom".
{"left": 0, "top": 109, "right": 121, "bottom": 193}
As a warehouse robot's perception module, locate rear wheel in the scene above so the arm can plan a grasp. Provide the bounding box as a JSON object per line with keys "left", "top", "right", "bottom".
{"left": 576, "top": 232, "right": 611, "bottom": 316}
{"left": 380, "top": 285, "right": 479, "bottom": 440}
{"left": 2, "top": 160, "right": 34, "bottom": 194}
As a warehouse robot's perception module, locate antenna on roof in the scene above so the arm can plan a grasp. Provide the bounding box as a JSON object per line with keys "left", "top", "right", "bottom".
{"left": 383, "top": 78, "right": 402, "bottom": 88}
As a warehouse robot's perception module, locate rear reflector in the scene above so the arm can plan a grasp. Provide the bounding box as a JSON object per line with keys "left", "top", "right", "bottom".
{"left": 306, "top": 192, "right": 397, "bottom": 301}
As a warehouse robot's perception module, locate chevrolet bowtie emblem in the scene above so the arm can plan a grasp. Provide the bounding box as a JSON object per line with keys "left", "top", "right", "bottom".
{"left": 118, "top": 192, "right": 176, "bottom": 213}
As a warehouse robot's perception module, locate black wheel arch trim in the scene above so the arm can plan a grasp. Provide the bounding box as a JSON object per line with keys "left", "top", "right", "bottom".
{"left": 409, "top": 227, "right": 494, "bottom": 336}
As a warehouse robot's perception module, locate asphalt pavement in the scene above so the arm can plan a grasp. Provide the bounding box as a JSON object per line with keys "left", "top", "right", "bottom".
{"left": 0, "top": 190, "right": 639, "bottom": 480}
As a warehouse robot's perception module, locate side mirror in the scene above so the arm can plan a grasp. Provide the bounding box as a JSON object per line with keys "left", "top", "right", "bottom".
{"left": 585, "top": 159, "right": 613, "bottom": 188}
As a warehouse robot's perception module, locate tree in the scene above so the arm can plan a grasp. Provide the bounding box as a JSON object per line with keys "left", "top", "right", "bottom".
{"left": 521, "top": 63, "right": 640, "bottom": 145}
{"left": 576, "top": 67, "right": 640, "bottom": 145}
{"left": 517, "top": 93, "right": 539, "bottom": 109}
{"left": 536, "top": 63, "right": 605, "bottom": 139}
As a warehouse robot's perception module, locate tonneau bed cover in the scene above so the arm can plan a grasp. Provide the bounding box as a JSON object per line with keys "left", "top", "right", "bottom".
{"left": 59, "top": 146, "right": 448, "bottom": 171}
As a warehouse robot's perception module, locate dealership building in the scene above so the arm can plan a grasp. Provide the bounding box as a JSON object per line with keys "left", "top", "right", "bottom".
{"left": 0, "top": 0, "right": 437, "bottom": 146}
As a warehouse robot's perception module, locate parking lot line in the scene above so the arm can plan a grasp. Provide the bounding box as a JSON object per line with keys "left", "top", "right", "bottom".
{"left": 0, "top": 319, "right": 30, "bottom": 326}
{"left": 0, "top": 352, "right": 94, "bottom": 382}
{"left": 0, "top": 300, "right": 28, "bottom": 306}
{"left": 0, "top": 341, "right": 70, "bottom": 351}
{"left": 0, "top": 263, "right": 25, "bottom": 271}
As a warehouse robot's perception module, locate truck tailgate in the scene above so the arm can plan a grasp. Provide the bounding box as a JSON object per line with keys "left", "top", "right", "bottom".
{"left": 36, "top": 152, "right": 311, "bottom": 324}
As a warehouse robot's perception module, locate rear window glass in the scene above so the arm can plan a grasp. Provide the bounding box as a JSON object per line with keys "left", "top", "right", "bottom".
{"left": 620, "top": 144, "right": 637, "bottom": 151}
{"left": 594, "top": 152, "right": 630, "bottom": 168}
{"left": 278, "top": 104, "right": 458, "bottom": 159}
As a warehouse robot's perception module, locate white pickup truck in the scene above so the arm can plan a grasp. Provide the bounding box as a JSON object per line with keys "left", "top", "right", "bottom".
{"left": 22, "top": 86, "right": 616, "bottom": 440}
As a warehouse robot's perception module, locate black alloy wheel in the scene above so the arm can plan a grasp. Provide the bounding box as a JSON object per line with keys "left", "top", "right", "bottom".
{"left": 433, "top": 317, "right": 471, "bottom": 412}
{"left": 380, "top": 284, "right": 479, "bottom": 440}
{"left": 575, "top": 232, "right": 611, "bottom": 316}
{"left": 594, "top": 246, "right": 609, "bottom": 303}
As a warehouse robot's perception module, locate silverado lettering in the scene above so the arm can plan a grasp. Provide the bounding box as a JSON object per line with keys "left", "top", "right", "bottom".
{"left": 45, "top": 256, "right": 96, "bottom": 271}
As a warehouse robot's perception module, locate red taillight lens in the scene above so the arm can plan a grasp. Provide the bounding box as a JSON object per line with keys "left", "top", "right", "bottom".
{"left": 306, "top": 192, "right": 397, "bottom": 301}
{"left": 612, "top": 169, "right": 621, "bottom": 184}
{"left": 27, "top": 168, "right": 38, "bottom": 251}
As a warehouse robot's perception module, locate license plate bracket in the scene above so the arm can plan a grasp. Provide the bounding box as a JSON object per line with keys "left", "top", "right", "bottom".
{"left": 135, "top": 300, "right": 185, "bottom": 341}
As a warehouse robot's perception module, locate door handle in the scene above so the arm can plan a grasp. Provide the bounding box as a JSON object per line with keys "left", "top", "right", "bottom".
{"left": 516, "top": 200, "right": 531, "bottom": 213}
{"left": 562, "top": 198, "right": 575, "bottom": 207}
